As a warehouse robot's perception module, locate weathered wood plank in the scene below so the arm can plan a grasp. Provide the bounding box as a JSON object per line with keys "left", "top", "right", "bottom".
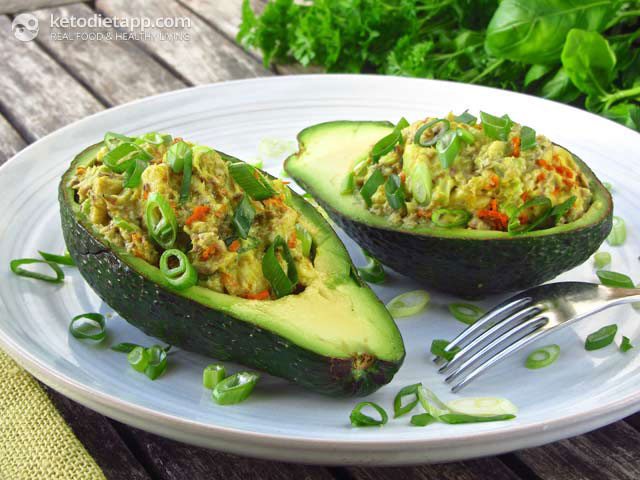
{"left": 0, "top": 114, "right": 26, "bottom": 165}
{"left": 33, "top": 3, "right": 185, "bottom": 106}
{"left": 348, "top": 456, "right": 520, "bottom": 480}
{"left": 0, "top": 15, "right": 103, "bottom": 141}
{"left": 44, "top": 386, "right": 152, "bottom": 480}
{"left": 514, "top": 421, "right": 640, "bottom": 480}
{"left": 111, "top": 423, "right": 335, "bottom": 480}
{"left": 95, "top": 0, "right": 269, "bottom": 85}
{"left": 0, "top": 0, "right": 86, "bottom": 14}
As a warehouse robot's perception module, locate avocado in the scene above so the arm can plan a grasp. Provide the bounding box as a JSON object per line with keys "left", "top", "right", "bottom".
{"left": 285, "top": 121, "right": 613, "bottom": 298}
{"left": 59, "top": 143, "right": 405, "bottom": 396}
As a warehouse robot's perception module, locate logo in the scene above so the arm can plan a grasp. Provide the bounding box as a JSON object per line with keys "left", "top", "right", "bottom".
{"left": 12, "top": 13, "right": 39, "bottom": 42}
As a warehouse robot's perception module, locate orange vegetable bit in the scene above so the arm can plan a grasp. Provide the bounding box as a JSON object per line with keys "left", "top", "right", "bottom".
{"left": 399, "top": 171, "right": 406, "bottom": 184}
{"left": 288, "top": 231, "right": 297, "bottom": 248}
{"left": 243, "top": 289, "right": 270, "bottom": 301}
{"left": 536, "top": 172, "right": 546, "bottom": 183}
{"left": 487, "top": 174, "right": 500, "bottom": 189}
{"left": 185, "top": 205, "right": 211, "bottom": 226}
{"left": 511, "top": 136, "right": 521, "bottom": 158}
{"left": 521, "top": 191, "right": 530, "bottom": 202}
{"left": 228, "top": 239, "right": 241, "bottom": 252}
{"left": 200, "top": 244, "right": 217, "bottom": 261}
{"left": 536, "top": 159, "right": 552, "bottom": 171}
{"left": 478, "top": 199, "right": 508, "bottom": 231}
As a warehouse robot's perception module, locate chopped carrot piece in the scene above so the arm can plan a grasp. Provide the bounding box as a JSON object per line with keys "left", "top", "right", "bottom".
{"left": 536, "top": 159, "right": 552, "bottom": 171}
{"left": 536, "top": 172, "right": 546, "bottom": 182}
{"left": 185, "top": 205, "right": 211, "bottom": 226}
{"left": 399, "top": 171, "right": 406, "bottom": 184}
{"left": 229, "top": 239, "right": 241, "bottom": 252}
{"left": 243, "top": 289, "right": 270, "bottom": 301}
{"left": 143, "top": 190, "right": 149, "bottom": 200}
{"left": 519, "top": 213, "right": 529, "bottom": 225}
{"left": 288, "top": 231, "right": 297, "bottom": 248}
{"left": 563, "top": 178, "right": 574, "bottom": 189}
{"left": 490, "top": 199, "right": 498, "bottom": 211}
{"left": 478, "top": 200, "right": 508, "bottom": 231}
{"left": 76, "top": 166, "right": 86, "bottom": 175}
{"left": 200, "top": 245, "right": 217, "bottom": 260}
{"left": 521, "top": 192, "right": 530, "bottom": 202}
{"left": 416, "top": 209, "right": 432, "bottom": 219}
{"left": 511, "top": 136, "right": 521, "bottom": 158}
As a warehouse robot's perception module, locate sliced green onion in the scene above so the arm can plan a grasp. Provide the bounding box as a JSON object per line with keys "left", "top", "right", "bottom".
{"left": 520, "top": 126, "right": 537, "bottom": 150}
{"left": 360, "top": 169, "right": 385, "bottom": 208}
{"left": 431, "top": 208, "right": 471, "bottom": 228}
{"left": 113, "top": 217, "right": 140, "bottom": 232}
{"left": 384, "top": 174, "right": 405, "bottom": 210}
{"left": 144, "top": 345, "right": 168, "bottom": 380}
{"left": 607, "top": 216, "right": 626, "bottom": 246}
{"left": 439, "top": 413, "right": 516, "bottom": 424}
{"left": 212, "top": 371, "right": 259, "bottom": 405}
{"left": 454, "top": 111, "right": 476, "bottom": 125}
{"left": 436, "top": 130, "right": 462, "bottom": 168}
{"left": 410, "top": 162, "right": 432, "bottom": 204}
{"left": 430, "top": 339, "right": 460, "bottom": 361}
{"left": 10, "top": 258, "right": 64, "bottom": 283}
{"left": 262, "top": 236, "right": 298, "bottom": 298}
{"left": 295, "top": 224, "right": 313, "bottom": 257}
{"left": 167, "top": 141, "right": 190, "bottom": 173}
{"left": 357, "top": 250, "right": 385, "bottom": 284}
{"left": 38, "top": 250, "right": 75, "bottom": 266}
{"left": 349, "top": 401, "right": 388, "bottom": 427}
{"left": 102, "top": 142, "right": 151, "bottom": 173}
{"left": 123, "top": 158, "right": 148, "bottom": 188}
{"left": 371, "top": 117, "right": 408, "bottom": 162}
{"left": 596, "top": 270, "right": 634, "bottom": 288}
{"left": 145, "top": 192, "right": 178, "bottom": 249}
{"left": 620, "top": 336, "right": 634, "bottom": 353}
{"left": 128, "top": 346, "right": 150, "bottom": 372}
{"left": 480, "top": 112, "right": 513, "bottom": 141}
{"left": 393, "top": 383, "right": 421, "bottom": 418}
{"left": 416, "top": 386, "right": 449, "bottom": 420}
{"left": 508, "top": 196, "right": 552, "bottom": 234}
{"left": 414, "top": 118, "right": 451, "bottom": 147}
{"left": 233, "top": 194, "right": 256, "bottom": 239}
{"left": 449, "top": 303, "right": 484, "bottom": 325}
{"left": 111, "top": 342, "right": 142, "bottom": 353}
{"left": 593, "top": 252, "right": 612, "bottom": 269}
{"left": 585, "top": 324, "right": 618, "bottom": 351}
{"left": 446, "top": 397, "right": 518, "bottom": 417}
{"left": 160, "top": 249, "right": 197, "bottom": 290}
{"left": 456, "top": 127, "right": 475, "bottom": 145}
{"left": 341, "top": 172, "right": 355, "bottom": 195}
{"left": 228, "top": 163, "right": 276, "bottom": 200}
{"left": 138, "top": 132, "right": 171, "bottom": 145}
{"left": 104, "top": 131, "right": 133, "bottom": 151}
{"left": 238, "top": 237, "right": 261, "bottom": 254}
{"left": 550, "top": 196, "right": 576, "bottom": 221}
{"left": 410, "top": 413, "right": 437, "bottom": 427}
{"left": 180, "top": 154, "right": 193, "bottom": 202}
{"left": 386, "top": 290, "right": 430, "bottom": 318}
{"left": 69, "top": 313, "right": 106, "bottom": 342}
{"left": 525, "top": 344, "right": 560, "bottom": 369}
{"left": 203, "top": 364, "right": 226, "bottom": 389}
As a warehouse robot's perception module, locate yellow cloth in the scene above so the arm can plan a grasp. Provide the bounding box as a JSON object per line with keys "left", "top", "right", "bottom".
{"left": 0, "top": 350, "right": 106, "bottom": 480}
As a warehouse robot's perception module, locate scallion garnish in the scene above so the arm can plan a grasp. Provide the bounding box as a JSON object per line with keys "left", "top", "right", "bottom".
{"left": 69, "top": 313, "right": 106, "bottom": 342}
{"left": 203, "top": 364, "right": 226, "bottom": 389}
{"left": 295, "top": 224, "right": 313, "bottom": 257}
{"left": 167, "top": 141, "right": 194, "bottom": 202}
{"left": 386, "top": 290, "right": 430, "bottom": 318}
{"left": 160, "top": 249, "right": 198, "bottom": 290}
{"left": 436, "top": 130, "right": 462, "bottom": 168}
{"left": 357, "top": 250, "right": 385, "bottom": 284}
{"left": 446, "top": 397, "right": 518, "bottom": 418}
{"left": 128, "top": 346, "right": 149, "bottom": 372}
{"left": 102, "top": 141, "right": 152, "bottom": 188}
{"left": 596, "top": 270, "right": 634, "bottom": 288}
{"left": 393, "top": 383, "right": 421, "bottom": 418}
{"left": 262, "top": 236, "right": 298, "bottom": 298}
{"left": 430, "top": 339, "right": 460, "bottom": 361}
{"left": 384, "top": 174, "right": 405, "bottom": 210}
{"left": 145, "top": 192, "right": 178, "bottom": 250}
{"left": 456, "top": 127, "right": 475, "bottom": 145}
{"left": 508, "top": 196, "right": 552, "bottom": 234}
{"left": 113, "top": 217, "right": 140, "bottom": 232}
{"left": 620, "top": 336, "right": 634, "bottom": 353}
{"left": 38, "top": 250, "right": 75, "bottom": 266}
{"left": 123, "top": 158, "right": 148, "bottom": 189}
{"left": 585, "top": 324, "right": 617, "bottom": 351}
{"left": 232, "top": 194, "right": 256, "bottom": 239}
{"left": 212, "top": 371, "right": 259, "bottom": 405}
{"left": 454, "top": 110, "right": 476, "bottom": 125}
{"left": 371, "top": 117, "right": 408, "bottom": 162}
{"left": 525, "top": 344, "right": 560, "bottom": 369}
{"left": 431, "top": 208, "right": 471, "bottom": 228}
{"left": 349, "top": 401, "right": 388, "bottom": 427}
{"left": 414, "top": 118, "right": 450, "bottom": 147}
{"left": 410, "top": 162, "right": 432, "bottom": 204}
{"left": 228, "top": 163, "right": 276, "bottom": 200}
{"left": 520, "top": 126, "right": 537, "bottom": 150}
{"left": 449, "top": 303, "right": 484, "bottom": 325}
{"left": 111, "top": 342, "right": 142, "bottom": 353}
{"left": 138, "top": 132, "right": 171, "bottom": 145}
{"left": 341, "top": 172, "right": 355, "bottom": 195}
{"left": 144, "top": 345, "right": 169, "bottom": 380}
{"left": 360, "top": 169, "right": 385, "bottom": 207}
{"left": 410, "top": 413, "right": 436, "bottom": 427}
{"left": 593, "top": 252, "right": 612, "bottom": 269}
{"left": 440, "top": 413, "right": 516, "bottom": 424}
{"left": 607, "top": 216, "right": 626, "bottom": 246}
{"left": 480, "top": 111, "right": 513, "bottom": 141}
{"left": 10, "top": 258, "right": 64, "bottom": 283}
{"left": 104, "top": 131, "right": 133, "bottom": 151}
{"left": 550, "top": 196, "right": 576, "bottom": 221}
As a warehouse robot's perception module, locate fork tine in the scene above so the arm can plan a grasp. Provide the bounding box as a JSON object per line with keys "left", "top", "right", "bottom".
{"left": 444, "top": 315, "right": 549, "bottom": 392}
{"left": 439, "top": 304, "right": 541, "bottom": 374}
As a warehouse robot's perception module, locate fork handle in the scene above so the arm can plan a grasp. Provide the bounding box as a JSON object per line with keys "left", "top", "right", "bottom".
{"left": 605, "top": 287, "right": 640, "bottom": 305}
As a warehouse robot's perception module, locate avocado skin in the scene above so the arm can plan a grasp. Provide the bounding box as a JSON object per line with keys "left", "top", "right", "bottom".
{"left": 291, "top": 147, "right": 613, "bottom": 299}
{"left": 59, "top": 147, "right": 401, "bottom": 397}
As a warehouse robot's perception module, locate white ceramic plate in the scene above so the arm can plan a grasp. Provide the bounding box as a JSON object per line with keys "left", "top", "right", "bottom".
{"left": 1, "top": 75, "right": 639, "bottom": 465}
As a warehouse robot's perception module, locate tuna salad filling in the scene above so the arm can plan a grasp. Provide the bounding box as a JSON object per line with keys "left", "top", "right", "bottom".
{"left": 70, "top": 133, "right": 316, "bottom": 300}
{"left": 349, "top": 112, "right": 593, "bottom": 233}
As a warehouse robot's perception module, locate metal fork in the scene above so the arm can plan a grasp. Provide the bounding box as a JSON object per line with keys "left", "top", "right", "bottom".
{"left": 436, "top": 282, "right": 640, "bottom": 393}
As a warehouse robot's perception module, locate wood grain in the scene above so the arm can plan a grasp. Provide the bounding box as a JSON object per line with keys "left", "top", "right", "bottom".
{"left": 32, "top": 3, "right": 185, "bottom": 106}
{"left": 0, "top": 0, "right": 86, "bottom": 14}
{"left": 0, "top": 114, "right": 26, "bottom": 165}
{"left": 0, "top": 15, "right": 103, "bottom": 141}
{"left": 95, "top": 0, "right": 269, "bottom": 85}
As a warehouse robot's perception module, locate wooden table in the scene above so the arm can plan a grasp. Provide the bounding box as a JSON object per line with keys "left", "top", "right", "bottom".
{"left": 1, "top": 2, "right": 640, "bottom": 478}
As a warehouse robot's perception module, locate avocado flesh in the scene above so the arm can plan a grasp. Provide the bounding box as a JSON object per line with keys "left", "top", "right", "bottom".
{"left": 285, "top": 121, "right": 613, "bottom": 297}
{"left": 60, "top": 143, "right": 405, "bottom": 396}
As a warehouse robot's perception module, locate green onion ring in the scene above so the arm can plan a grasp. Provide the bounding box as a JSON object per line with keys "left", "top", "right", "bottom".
{"left": 232, "top": 194, "right": 256, "bottom": 240}
{"left": 520, "top": 126, "right": 537, "bottom": 150}
{"left": 456, "top": 127, "right": 475, "bottom": 145}
{"left": 449, "top": 302, "right": 484, "bottom": 325}
{"left": 359, "top": 169, "right": 385, "bottom": 208}
{"left": 262, "top": 236, "right": 298, "bottom": 298}
{"left": 596, "top": 270, "right": 634, "bottom": 288}
{"left": 410, "top": 413, "right": 437, "bottom": 427}
{"left": 436, "top": 130, "right": 462, "bottom": 168}
{"left": 384, "top": 173, "right": 405, "bottom": 210}
{"left": 620, "top": 336, "right": 634, "bottom": 353}
{"left": 414, "top": 119, "right": 450, "bottom": 147}
{"left": 69, "top": 313, "right": 106, "bottom": 342}
{"left": 393, "top": 383, "right": 421, "bottom": 418}
{"left": 607, "top": 216, "right": 626, "bottom": 246}
{"left": 349, "top": 401, "right": 388, "bottom": 427}
{"left": 357, "top": 250, "right": 385, "bottom": 284}
{"left": 430, "top": 339, "right": 460, "bottom": 361}
{"left": 10, "top": 258, "right": 64, "bottom": 283}
{"left": 371, "top": 117, "right": 409, "bottom": 162}
{"left": 104, "top": 131, "right": 133, "bottom": 151}
{"left": 585, "top": 324, "right": 618, "bottom": 351}
{"left": 128, "top": 346, "right": 150, "bottom": 372}
{"left": 160, "top": 249, "right": 198, "bottom": 290}
{"left": 431, "top": 208, "right": 471, "bottom": 228}
{"left": 111, "top": 342, "right": 142, "bottom": 353}
{"left": 550, "top": 196, "right": 576, "bottom": 221}
{"left": 144, "top": 345, "right": 169, "bottom": 380}
{"left": 341, "top": 172, "right": 355, "bottom": 195}
{"left": 386, "top": 290, "right": 430, "bottom": 318}
{"left": 454, "top": 110, "right": 476, "bottom": 125}
{"left": 295, "top": 224, "right": 313, "bottom": 257}
{"left": 228, "top": 163, "right": 276, "bottom": 201}
{"left": 593, "top": 252, "right": 612, "bottom": 269}
{"left": 525, "top": 344, "right": 560, "bottom": 369}
{"left": 439, "top": 413, "right": 516, "bottom": 424}
{"left": 38, "top": 250, "right": 75, "bottom": 266}
{"left": 203, "top": 364, "right": 226, "bottom": 389}
{"left": 508, "top": 196, "right": 552, "bottom": 234}
{"left": 212, "top": 371, "right": 260, "bottom": 405}
{"left": 145, "top": 192, "right": 178, "bottom": 250}
{"left": 480, "top": 111, "right": 513, "bottom": 141}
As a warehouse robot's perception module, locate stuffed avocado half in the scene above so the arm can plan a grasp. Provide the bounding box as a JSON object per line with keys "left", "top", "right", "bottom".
{"left": 59, "top": 133, "right": 404, "bottom": 396}
{"left": 285, "top": 113, "right": 613, "bottom": 297}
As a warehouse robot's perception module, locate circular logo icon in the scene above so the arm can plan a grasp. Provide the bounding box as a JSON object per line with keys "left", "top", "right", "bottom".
{"left": 12, "top": 13, "right": 39, "bottom": 42}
